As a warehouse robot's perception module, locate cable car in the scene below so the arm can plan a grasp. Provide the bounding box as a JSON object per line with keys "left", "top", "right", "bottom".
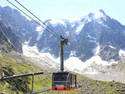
{"left": 52, "top": 72, "right": 77, "bottom": 90}
{"left": 52, "top": 36, "right": 77, "bottom": 91}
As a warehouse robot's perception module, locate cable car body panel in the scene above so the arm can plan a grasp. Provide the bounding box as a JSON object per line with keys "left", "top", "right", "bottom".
{"left": 52, "top": 72, "right": 77, "bottom": 91}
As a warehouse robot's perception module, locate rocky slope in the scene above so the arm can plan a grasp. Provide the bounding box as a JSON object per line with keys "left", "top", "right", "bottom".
{"left": 0, "top": 6, "right": 37, "bottom": 42}
{"left": 0, "top": 20, "right": 22, "bottom": 53}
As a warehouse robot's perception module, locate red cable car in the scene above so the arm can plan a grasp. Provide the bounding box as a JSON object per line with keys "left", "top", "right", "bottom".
{"left": 52, "top": 36, "right": 77, "bottom": 91}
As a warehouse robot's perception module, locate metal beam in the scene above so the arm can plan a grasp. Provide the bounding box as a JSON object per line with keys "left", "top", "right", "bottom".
{"left": 60, "top": 38, "right": 64, "bottom": 72}
{"left": 60, "top": 35, "right": 68, "bottom": 72}
{"left": 0, "top": 72, "right": 44, "bottom": 81}
{"left": 30, "top": 88, "right": 52, "bottom": 94}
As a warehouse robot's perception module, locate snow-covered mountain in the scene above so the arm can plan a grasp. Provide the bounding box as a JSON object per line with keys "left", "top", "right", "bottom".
{"left": 28, "top": 9, "right": 125, "bottom": 62}
{"left": 1, "top": 6, "right": 125, "bottom": 76}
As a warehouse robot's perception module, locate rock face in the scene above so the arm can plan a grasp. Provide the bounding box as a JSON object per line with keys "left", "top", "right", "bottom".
{"left": 0, "top": 6, "right": 37, "bottom": 53}
{"left": 1, "top": 6, "right": 125, "bottom": 62}
{"left": 0, "top": 6, "right": 37, "bottom": 42}
{"left": 0, "top": 20, "right": 22, "bottom": 53}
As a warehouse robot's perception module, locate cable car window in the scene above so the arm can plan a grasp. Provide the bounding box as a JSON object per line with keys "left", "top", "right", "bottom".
{"left": 53, "top": 73, "right": 68, "bottom": 81}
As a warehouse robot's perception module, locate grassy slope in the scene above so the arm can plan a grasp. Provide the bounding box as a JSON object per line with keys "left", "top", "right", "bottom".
{"left": 0, "top": 55, "right": 125, "bottom": 94}
{"left": 0, "top": 56, "right": 37, "bottom": 93}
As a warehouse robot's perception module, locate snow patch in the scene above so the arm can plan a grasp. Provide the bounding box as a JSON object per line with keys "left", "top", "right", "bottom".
{"left": 75, "top": 24, "right": 84, "bottom": 34}
{"left": 103, "top": 24, "right": 110, "bottom": 28}
{"left": 84, "top": 10, "right": 107, "bottom": 24}
{"left": 95, "top": 44, "right": 100, "bottom": 55}
{"left": 70, "top": 51, "right": 76, "bottom": 57}
{"left": 86, "top": 16, "right": 92, "bottom": 22}
{"left": 49, "top": 19, "right": 66, "bottom": 27}
{"left": 109, "top": 45, "right": 116, "bottom": 49}
{"left": 22, "top": 43, "right": 60, "bottom": 69}
{"left": 98, "top": 21, "right": 103, "bottom": 24}
{"left": 85, "top": 56, "right": 109, "bottom": 66}
{"left": 94, "top": 10, "right": 106, "bottom": 21}
{"left": 65, "top": 31, "right": 70, "bottom": 36}
{"left": 64, "top": 55, "right": 117, "bottom": 75}
{"left": 36, "top": 26, "right": 42, "bottom": 32}
{"left": 71, "top": 24, "right": 75, "bottom": 28}
{"left": 119, "top": 49, "right": 125, "bottom": 57}
{"left": 64, "top": 57, "right": 85, "bottom": 73}
{"left": 87, "top": 34, "right": 96, "bottom": 43}
{"left": 36, "top": 31, "right": 43, "bottom": 41}
{"left": 35, "top": 25, "right": 44, "bottom": 41}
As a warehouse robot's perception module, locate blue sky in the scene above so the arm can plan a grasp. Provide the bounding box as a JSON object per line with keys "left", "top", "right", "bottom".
{"left": 1, "top": 0, "right": 125, "bottom": 25}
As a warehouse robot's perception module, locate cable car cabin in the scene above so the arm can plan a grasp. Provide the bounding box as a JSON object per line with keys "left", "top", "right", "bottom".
{"left": 52, "top": 72, "right": 77, "bottom": 91}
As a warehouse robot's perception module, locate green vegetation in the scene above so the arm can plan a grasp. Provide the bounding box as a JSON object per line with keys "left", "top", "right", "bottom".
{"left": 0, "top": 56, "right": 37, "bottom": 93}
{"left": 75, "top": 74, "right": 125, "bottom": 94}
{"left": 0, "top": 41, "right": 12, "bottom": 53}
{"left": 0, "top": 55, "right": 125, "bottom": 94}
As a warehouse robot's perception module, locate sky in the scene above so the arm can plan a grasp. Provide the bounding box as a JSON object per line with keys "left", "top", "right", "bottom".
{"left": 0, "top": 0, "right": 125, "bottom": 25}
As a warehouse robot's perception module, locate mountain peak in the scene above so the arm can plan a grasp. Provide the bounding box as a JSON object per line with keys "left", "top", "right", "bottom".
{"left": 94, "top": 9, "right": 106, "bottom": 19}
{"left": 84, "top": 9, "right": 107, "bottom": 23}
{"left": 99, "top": 9, "right": 106, "bottom": 15}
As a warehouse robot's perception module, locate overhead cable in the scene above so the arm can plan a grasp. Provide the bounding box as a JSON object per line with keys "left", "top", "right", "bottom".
{"left": 14, "top": 0, "right": 60, "bottom": 38}
{"left": 6, "top": 0, "right": 59, "bottom": 38}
